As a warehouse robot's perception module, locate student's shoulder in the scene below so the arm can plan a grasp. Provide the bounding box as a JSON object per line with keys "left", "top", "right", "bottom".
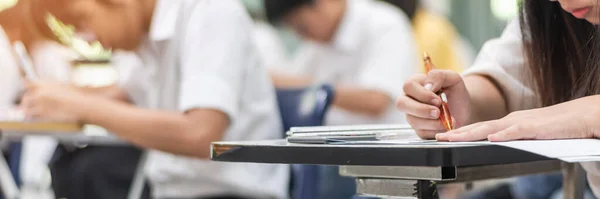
{"left": 183, "top": 0, "right": 252, "bottom": 27}
{"left": 360, "top": 0, "right": 412, "bottom": 33}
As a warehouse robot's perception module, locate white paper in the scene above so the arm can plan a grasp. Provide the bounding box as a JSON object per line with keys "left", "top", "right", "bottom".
{"left": 495, "top": 139, "right": 600, "bottom": 159}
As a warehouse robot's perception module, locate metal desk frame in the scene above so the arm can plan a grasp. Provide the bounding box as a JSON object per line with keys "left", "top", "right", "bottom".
{"left": 211, "top": 140, "right": 588, "bottom": 199}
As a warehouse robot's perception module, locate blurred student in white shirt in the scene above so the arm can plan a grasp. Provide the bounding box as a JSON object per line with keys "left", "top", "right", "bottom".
{"left": 264, "top": 0, "right": 417, "bottom": 126}
{"left": 264, "top": 0, "right": 416, "bottom": 198}
{"left": 26, "top": 0, "right": 288, "bottom": 198}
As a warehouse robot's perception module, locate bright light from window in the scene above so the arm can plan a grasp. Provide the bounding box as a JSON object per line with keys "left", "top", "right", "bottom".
{"left": 491, "top": 0, "right": 519, "bottom": 21}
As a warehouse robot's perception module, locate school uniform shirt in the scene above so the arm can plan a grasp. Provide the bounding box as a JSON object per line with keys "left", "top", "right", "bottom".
{"left": 0, "top": 26, "right": 22, "bottom": 111}
{"left": 120, "top": 0, "right": 288, "bottom": 198}
{"left": 0, "top": 26, "right": 79, "bottom": 188}
{"left": 276, "top": 0, "right": 418, "bottom": 126}
{"left": 461, "top": 19, "right": 600, "bottom": 198}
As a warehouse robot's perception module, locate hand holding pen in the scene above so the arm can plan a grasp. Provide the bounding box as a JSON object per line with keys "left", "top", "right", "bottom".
{"left": 396, "top": 52, "right": 472, "bottom": 140}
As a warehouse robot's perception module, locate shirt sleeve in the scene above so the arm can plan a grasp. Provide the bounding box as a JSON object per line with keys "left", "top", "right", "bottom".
{"left": 357, "top": 21, "right": 418, "bottom": 100}
{"left": 462, "top": 19, "right": 538, "bottom": 112}
{"left": 177, "top": 1, "right": 252, "bottom": 123}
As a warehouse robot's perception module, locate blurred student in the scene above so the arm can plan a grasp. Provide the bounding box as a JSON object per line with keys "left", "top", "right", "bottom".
{"left": 396, "top": 0, "right": 600, "bottom": 198}
{"left": 265, "top": 0, "right": 417, "bottom": 125}
{"left": 265, "top": 0, "right": 416, "bottom": 198}
{"left": 0, "top": 1, "right": 149, "bottom": 198}
{"left": 383, "top": 0, "right": 465, "bottom": 72}
{"left": 26, "top": 0, "right": 288, "bottom": 198}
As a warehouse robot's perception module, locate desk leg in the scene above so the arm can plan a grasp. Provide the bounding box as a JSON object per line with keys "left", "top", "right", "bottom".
{"left": 562, "top": 162, "right": 585, "bottom": 199}
{"left": 0, "top": 151, "right": 20, "bottom": 199}
{"left": 356, "top": 179, "right": 439, "bottom": 199}
{"left": 127, "top": 151, "right": 147, "bottom": 199}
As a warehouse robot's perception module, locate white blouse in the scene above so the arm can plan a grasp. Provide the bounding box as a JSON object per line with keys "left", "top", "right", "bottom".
{"left": 463, "top": 19, "right": 600, "bottom": 197}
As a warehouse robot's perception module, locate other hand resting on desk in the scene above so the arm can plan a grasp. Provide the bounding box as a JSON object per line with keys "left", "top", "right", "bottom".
{"left": 436, "top": 96, "right": 600, "bottom": 142}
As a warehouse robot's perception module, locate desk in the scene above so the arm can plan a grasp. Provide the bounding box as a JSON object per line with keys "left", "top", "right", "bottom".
{"left": 211, "top": 140, "right": 586, "bottom": 199}
{"left": 0, "top": 132, "right": 146, "bottom": 199}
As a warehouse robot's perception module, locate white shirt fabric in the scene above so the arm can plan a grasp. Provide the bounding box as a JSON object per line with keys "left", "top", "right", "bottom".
{"left": 462, "top": 19, "right": 600, "bottom": 197}
{"left": 275, "top": 0, "right": 417, "bottom": 126}
{"left": 0, "top": 26, "right": 77, "bottom": 188}
{"left": 253, "top": 21, "right": 288, "bottom": 69}
{"left": 121, "top": 0, "right": 288, "bottom": 198}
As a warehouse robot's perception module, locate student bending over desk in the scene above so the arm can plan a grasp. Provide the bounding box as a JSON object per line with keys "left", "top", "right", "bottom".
{"left": 24, "top": 0, "right": 288, "bottom": 198}
{"left": 396, "top": 0, "right": 600, "bottom": 197}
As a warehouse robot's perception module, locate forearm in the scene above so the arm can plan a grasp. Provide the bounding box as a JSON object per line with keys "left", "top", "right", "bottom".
{"left": 77, "top": 85, "right": 131, "bottom": 103}
{"left": 333, "top": 85, "right": 391, "bottom": 117}
{"left": 76, "top": 97, "right": 225, "bottom": 158}
{"left": 270, "top": 72, "right": 313, "bottom": 88}
{"left": 464, "top": 75, "right": 508, "bottom": 124}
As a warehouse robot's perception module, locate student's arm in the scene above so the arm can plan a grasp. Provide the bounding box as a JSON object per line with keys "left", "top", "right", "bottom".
{"left": 20, "top": 84, "right": 226, "bottom": 157}
{"left": 269, "top": 71, "right": 313, "bottom": 88}
{"left": 76, "top": 85, "right": 131, "bottom": 102}
{"left": 77, "top": 98, "right": 228, "bottom": 158}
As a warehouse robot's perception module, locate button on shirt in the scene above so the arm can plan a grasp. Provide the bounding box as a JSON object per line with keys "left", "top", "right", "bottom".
{"left": 121, "top": 0, "right": 287, "bottom": 198}
{"left": 462, "top": 19, "right": 600, "bottom": 198}
{"left": 278, "top": 0, "right": 418, "bottom": 125}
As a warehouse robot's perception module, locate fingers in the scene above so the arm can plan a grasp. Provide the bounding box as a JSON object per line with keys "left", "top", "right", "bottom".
{"left": 424, "top": 70, "right": 463, "bottom": 93}
{"left": 406, "top": 115, "right": 446, "bottom": 131}
{"left": 402, "top": 76, "right": 441, "bottom": 107}
{"left": 415, "top": 129, "right": 445, "bottom": 140}
{"left": 437, "top": 121, "right": 500, "bottom": 142}
{"left": 488, "top": 124, "right": 535, "bottom": 142}
{"left": 397, "top": 95, "right": 440, "bottom": 119}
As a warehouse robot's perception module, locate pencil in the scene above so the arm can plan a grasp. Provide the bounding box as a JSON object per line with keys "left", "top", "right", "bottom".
{"left": 13, "top": 41, "right": 39, "bottom": 81}
{"left": 423, "top": 52, "right": 453, "bottom": 131}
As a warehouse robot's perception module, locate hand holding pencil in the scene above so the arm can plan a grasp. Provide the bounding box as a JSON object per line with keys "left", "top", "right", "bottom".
{"left": 396, "top": 52, "right": 472, "bottom": 140}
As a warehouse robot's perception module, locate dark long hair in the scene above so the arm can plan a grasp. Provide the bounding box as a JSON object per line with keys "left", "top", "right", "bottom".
{"left": 521, "top": 0, "right": 600, "bottom": 106}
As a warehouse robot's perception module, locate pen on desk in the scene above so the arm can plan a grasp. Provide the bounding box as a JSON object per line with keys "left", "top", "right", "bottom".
{"left": 423, "top": 52, "right": 453, "bottom": 131}
{"left": 13, "top": 41, "right": 39, "bottom": 81}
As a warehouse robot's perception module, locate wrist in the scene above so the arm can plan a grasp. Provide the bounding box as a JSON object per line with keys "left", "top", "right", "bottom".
{"left": 71, "top": 94, "right": 98, "bottom": 123}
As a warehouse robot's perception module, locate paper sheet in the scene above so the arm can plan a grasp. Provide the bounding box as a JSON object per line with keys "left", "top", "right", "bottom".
{"left": 334, "top": 131, "right": 600, "bottom": 162}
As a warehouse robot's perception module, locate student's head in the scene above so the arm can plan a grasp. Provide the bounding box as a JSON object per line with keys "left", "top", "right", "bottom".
{"left": 521, "top": 0, "right": 600, "bottom": 106}
{"left": 382, "top": 0, "right": 418, "bottom": 21}
{"left": 265, "top": 0, "right": 346, "bottom": 43}
{"left": 31, "top": 0, "right": 154, "bottom": 50}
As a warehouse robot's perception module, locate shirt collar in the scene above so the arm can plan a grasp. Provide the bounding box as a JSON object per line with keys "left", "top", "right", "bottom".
{"left": 330, "top": 0, "right": 361, "bottom": 53}
{"left": 148, "top": 0, "right": 181, "bottom": 41}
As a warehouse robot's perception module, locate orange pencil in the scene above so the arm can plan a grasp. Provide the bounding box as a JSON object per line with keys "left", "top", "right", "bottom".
{"left": 423, "top": 52, "right": 453, "bottom": 131}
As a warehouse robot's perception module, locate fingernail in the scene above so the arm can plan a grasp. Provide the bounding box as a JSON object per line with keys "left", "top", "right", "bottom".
{"left": 430, "top": 109, "right": 439, "bottom": 118}
{"left": 431, "top": 98, "right": 440, "bottom": 105}
{"left": 424, "top": 83, "right": 433, "bottom": 91}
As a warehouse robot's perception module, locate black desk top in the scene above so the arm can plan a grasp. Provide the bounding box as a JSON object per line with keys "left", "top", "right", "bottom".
{"left": 211, "top": 139, "right": 552, "bottom": 167}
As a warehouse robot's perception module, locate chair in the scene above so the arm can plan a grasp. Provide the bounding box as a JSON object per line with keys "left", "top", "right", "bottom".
{"left": 275, "top": 84, "right": 335, "bottom": 199}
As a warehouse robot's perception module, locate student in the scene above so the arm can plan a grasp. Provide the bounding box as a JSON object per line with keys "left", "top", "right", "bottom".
{"left": 265, "top": 0, "right": 417, "bottom": 125}
{"left": 383, "top": 0, "right": 466, "bottom": 72}
{"left": 265, "top": 0, "right": 416, "bottom": 198}
{"left": 396, "top": 0, "right": 600, "bottom": 197}
{"left": 26, "top": 0, "right": 288, "bottom": 199}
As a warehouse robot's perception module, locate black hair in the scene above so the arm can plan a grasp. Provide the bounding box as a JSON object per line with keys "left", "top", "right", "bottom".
{"left": 264, "top": 0, "right": 315, "bottom": 24}
{"left": 521, "top": 0, "right": 600, "bottom": 106}
{"left": 381, "top": 0, "right": 418, "bottom": 21}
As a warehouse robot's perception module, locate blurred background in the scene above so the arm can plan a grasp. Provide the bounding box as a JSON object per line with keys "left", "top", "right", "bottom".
{"left": 0, "top": 0, "right": 521, "bottom": 198}
{"left": 241, "top": 0, "right": 519, "bottom": 65}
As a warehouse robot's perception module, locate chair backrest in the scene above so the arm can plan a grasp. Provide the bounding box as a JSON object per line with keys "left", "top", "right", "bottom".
{"left": 275, "top": 84, "right": 335, "bottom": 199}
{"left": 276, "top": 84, "right": 335, "bottom": 132}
